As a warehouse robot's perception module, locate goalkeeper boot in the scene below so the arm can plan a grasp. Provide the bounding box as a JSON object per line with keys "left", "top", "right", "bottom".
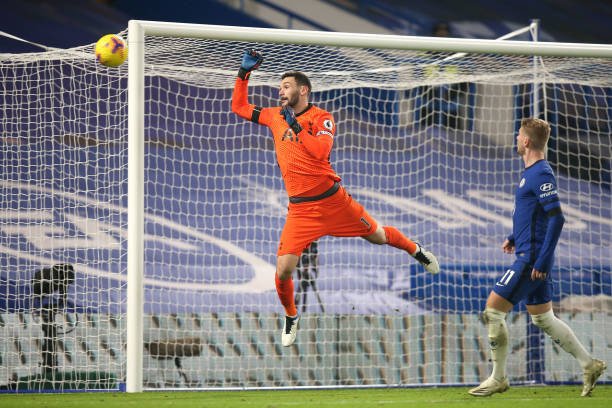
{"left": 468, "top": 376, "right": 510, "bottom": 397}
{"left": 581, "top": 359, "right": 606, "bottom": 397}
{"left": 412, "top": 244, "right": 440, "bottom": 274}
{"left": 282, "top": 313, "right": 300, "bottom": 347}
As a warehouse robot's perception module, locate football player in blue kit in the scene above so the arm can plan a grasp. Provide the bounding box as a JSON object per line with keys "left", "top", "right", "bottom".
{"left": 469, "top": 118, "right": 606, "bottom": 397}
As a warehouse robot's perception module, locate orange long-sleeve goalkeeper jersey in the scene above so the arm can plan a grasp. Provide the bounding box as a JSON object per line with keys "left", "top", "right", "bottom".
{"left": 232, "top": 77, "right": 341, "bottom": 197}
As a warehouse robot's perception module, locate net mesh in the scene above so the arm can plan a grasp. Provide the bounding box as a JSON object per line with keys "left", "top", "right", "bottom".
{"left": 0, "top": 29, "right": 610, "bottom": 390}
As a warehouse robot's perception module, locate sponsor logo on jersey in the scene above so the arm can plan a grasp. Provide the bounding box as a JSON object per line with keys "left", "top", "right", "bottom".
{"left": 519, "top": 178, "right": 525, "bottom": 188}
{"left": 539, "top": 190, "right": 558, "bottom": 198}
{"left": 540, "top": 182, "right": 554, "bottom": 192}
{"left": 323, "top": 119, "right": 333, "bottom": 130}
{"left": 316, "top": 130, "right": 333, "bottom": 138}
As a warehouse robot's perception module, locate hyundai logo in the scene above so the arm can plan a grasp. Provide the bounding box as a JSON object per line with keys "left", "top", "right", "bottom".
{"left": 540, "top": 183, "right": 554, "bottom": 192}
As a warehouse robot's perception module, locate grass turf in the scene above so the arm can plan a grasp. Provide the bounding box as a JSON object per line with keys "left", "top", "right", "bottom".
{"left": 1, "top": 385, "right": 610, "bottom": 407}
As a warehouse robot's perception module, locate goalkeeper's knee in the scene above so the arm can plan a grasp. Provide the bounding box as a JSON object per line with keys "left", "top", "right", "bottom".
{"left": 484, "top": 307, "right": 508, "bottom": 349}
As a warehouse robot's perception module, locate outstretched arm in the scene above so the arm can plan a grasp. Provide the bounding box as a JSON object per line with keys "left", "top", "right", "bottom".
{"left": 231, "top": 50, "right": 264, "bottom": 122}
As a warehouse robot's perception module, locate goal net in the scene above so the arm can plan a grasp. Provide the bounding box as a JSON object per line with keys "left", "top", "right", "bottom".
{"left": 0, "top": 22, "right": 610, "bottom": 392}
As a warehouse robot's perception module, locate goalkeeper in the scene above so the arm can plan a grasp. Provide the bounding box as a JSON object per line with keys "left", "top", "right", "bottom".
{"left": 231, "top": 50, "right": 439, "bottom": 347}
{"left": 468, "top": 118, "right": 606, "bottom": 398}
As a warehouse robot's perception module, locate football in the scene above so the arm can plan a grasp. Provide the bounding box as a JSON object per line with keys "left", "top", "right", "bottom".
{"left": 95, "top": 34, "right": 128, "bottom": 67}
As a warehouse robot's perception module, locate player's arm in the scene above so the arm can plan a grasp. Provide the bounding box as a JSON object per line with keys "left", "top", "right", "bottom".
{"left": 281, "top": 108, "right": 334, "bottom": 161}
{"left": 531, "top": 207, "right": 565, "bottom": 279}
{"left": 532, "top": 177, "right": 565, "bottom": 279}
{"left": 231, "top": 50, "right": 268, "bottom": 124}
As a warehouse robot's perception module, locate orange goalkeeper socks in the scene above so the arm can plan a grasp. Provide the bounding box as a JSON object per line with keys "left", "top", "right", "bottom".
{"left": 275, "top": 272, "right": 298, "bottom": 317}
{"left": 383, "top": 226, "right": 418, "bottom": 255}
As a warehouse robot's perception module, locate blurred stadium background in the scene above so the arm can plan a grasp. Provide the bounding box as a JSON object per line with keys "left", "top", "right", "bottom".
{"left": 2, "top": 0, "right": 611, "bottom": 53}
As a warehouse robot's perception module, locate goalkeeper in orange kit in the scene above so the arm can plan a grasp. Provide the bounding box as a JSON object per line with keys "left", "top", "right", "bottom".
{"left": 231, "top": 50, "right": 439, "bottom": 347}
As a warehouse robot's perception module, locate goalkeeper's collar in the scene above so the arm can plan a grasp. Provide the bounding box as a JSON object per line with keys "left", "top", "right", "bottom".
{"left": 294, "top": 103, "right": 313, "bottom": 117}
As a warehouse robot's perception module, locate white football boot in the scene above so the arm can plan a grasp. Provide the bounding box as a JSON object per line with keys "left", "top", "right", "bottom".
{"left": 281, "top": 314, "right": 300, "bottom": 347}
{"left": 581, "top": 359, "right": 606, "bottom": 397}
{"left": 468, "top": 376, "right": 510, "bottom": 397}
{"left": 412, "top": 244, "right": 440, "bottom": 274}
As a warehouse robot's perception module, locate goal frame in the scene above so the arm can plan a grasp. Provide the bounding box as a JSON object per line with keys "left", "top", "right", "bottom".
{"left": 126, "top": 19, "right": 612, "bottom": 393}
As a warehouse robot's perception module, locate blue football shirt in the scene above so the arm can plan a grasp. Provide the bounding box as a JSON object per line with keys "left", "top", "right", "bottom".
{"left": 510, "top": 159, "right": 564, "bottom": 272}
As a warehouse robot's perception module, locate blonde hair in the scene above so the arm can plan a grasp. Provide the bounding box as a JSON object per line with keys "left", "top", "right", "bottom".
{"left": 521, "top": 118, "right": 550, "bottom": 151}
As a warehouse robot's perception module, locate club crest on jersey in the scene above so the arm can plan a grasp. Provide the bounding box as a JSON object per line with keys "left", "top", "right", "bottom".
{"left": 519, "top": 177, "right": 526, "bottom": 188}
{"left": 323, "top": 119, "right": 333, "bottom": 130}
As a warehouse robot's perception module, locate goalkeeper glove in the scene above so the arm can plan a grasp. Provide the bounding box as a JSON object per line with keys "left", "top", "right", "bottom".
{"left": 238, "top": 49, "right": 263, "bottom": 80}
{"left": 281, "top": 106, "right": 303, "bottom": 135}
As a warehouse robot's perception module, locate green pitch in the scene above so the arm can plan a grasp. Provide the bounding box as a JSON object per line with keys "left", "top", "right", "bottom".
{"left": 1, "top": 385, "right": 610, "bottom": 408}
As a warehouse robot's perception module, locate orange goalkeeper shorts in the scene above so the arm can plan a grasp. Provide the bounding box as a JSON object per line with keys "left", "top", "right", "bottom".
{"left": 277, "top": 184, "right": 378, "bottom": 256}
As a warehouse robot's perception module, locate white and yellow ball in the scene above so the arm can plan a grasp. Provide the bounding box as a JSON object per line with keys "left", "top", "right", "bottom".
{"left": 95, "top": 34, "right": 128, "bottom": 67}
